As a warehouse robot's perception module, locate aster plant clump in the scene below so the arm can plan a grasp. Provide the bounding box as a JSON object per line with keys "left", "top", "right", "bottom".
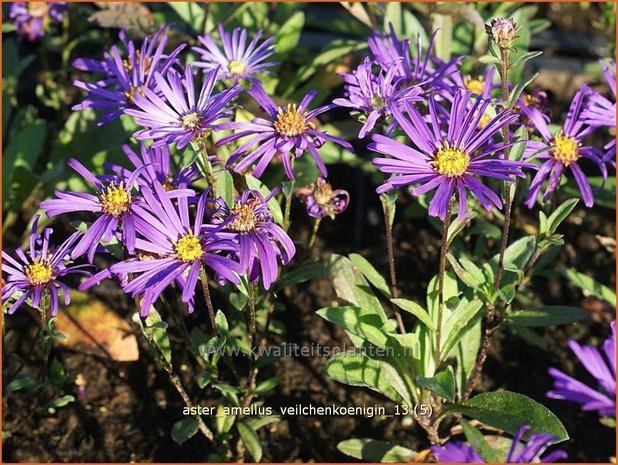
{"left": 2, "top": 4, "right": 616, "bottom": 463}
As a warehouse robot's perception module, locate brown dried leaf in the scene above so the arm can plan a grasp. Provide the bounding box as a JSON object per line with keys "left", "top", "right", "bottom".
{"left": 90, "top": 3, "right": 156, "bottom": 33}
{"left": 56, "top": 291, "right": 139, "bottom": 362}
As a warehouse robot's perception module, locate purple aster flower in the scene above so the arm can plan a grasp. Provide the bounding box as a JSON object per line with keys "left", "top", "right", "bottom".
{"left": 370, "top": 90, "right": 527, "bottom": 221}
{"left": 217, "top": 83, "right": 353, "bottom": 180}
{"left": 547, "top": 320, "right": 615, "bottom": 418}
{"left": 367, "top": 24, "right": 461, "bottom": 94}
{"left": 449, "top": 66, "right": 497, "bottom": 100}
{"left": 9, "top": 2, "right": 67, "bottom": 41}
{"left": 515, "top": 89, "right": 551, "bottom": 130}
{"left": 109, "top": 184, "right": 242, "bottom": 316}
{"left": 296, "top": 177, "right": 349, "bottom": 219}
{"left": 582, "top": 60, "right": 616, "bottom": 164}
{"left": 40, "top": 159, "right": 145, "bottom": 262}
{"left": 73, "top": 27, "right": 185, "bottom": 125}
{"left": 213, "top": 190, "right": 295, "bottom": 290}
{"left": 2, "top": 216, "right": 91, "bottom": 315}
{"left": 431, "top": 425, "right": 567, "bottom": 463}
{"left": 522, "top": 85, "right": 607, "bottom": 208}
{"left": 125, "top": 65, "right": 241, "bottom": 149}
{"left": 333, "top": 58, "right": 423, "bottom": 138}
{"left": 105, "top": 143, "right": 201, "bottom": 190}
{"left": 192, "top": 24, "right": 276, "bottom": 82}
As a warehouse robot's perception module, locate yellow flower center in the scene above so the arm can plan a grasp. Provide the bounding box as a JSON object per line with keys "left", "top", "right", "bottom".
{"left": 181, "top": 112, "right": 203, "bottom": 131}
{"left": 123, "top": 51, "right": 153, "bottom": 74}
{"left": 228, "top": 203, "right": 258, "bottom": 233}
{"left": 273, "top": 104, "right": 307, "bottom": 137}
{"left": 464, "top": 76, "right": 485, "bottom": 95}
{"left": 432, "top": 145, "right": 470, "bottom": 177}
{"left": 371, "top": 95, "right": 386, "bottom": 111}
{"left": 478, "top": 113, "right": 492, "bottom": 129}
{"left": 28, "top": 2, "right": 49, "bottom": 17}
{"left": 228, "top": 60, "right": 246, "bottom": 76}
{"left": 124, "top": 85, "right": 145, "bottom": 103}
{"left": 173, "top": 234, "right": 203, "bottom": 262}
{"left": 25, "top": 261, "right": 54, "bottom": 286}
{"left": 100, "top": 182, "right": 132, "bottom": 217}
{"left": 314, "top": 183, "right": 334, "bottom": 206}
{"left": 552, "top": 132, "right": 581, "bottom": 166}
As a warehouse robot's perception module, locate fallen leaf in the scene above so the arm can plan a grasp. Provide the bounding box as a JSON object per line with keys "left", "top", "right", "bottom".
{"left": 56, "top": 291, "right": 139, "bottom": 362}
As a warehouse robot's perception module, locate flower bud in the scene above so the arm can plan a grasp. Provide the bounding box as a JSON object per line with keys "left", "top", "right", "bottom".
{"left": 485, "top": 17, "right": 518, "bottom": 49}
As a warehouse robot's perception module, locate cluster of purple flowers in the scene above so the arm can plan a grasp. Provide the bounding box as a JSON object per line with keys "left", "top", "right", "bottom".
{"left": 3, "top": 24, "right": 310, "bottom": 318}
{"left": 432, "top": 425, "right": 567, "bottom": 463}
{"left": 9, "top": 2, "right": 67, "bottom": 41}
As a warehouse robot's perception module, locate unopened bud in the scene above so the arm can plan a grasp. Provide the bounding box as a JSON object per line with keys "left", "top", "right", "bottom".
{"left": 485, "top": 17, "right": 518, "bottom": 49}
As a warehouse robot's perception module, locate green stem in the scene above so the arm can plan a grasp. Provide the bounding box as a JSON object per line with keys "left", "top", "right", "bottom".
{"left": 434, "top": 202, "right": 453, "bottom": 367}
{"left": 383, "top": 201, "right": 406, "bottom": 335}
{"left": 307, "top": 218, "right": 321, "bottom": 251}
{"left": 283, "top": 182, "right": 294, "bottom": 233}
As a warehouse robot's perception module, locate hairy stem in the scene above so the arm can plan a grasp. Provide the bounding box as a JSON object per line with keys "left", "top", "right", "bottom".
{"left": 383, "top": 201, "right": 406, "bottom": 335}
{"left": 434, "top": 202, "right": 453, "bottom": 367}
{"left": 464, "top": 46, "right": 515, "bottom": 399}
{"left": 283, "top": 183, "right": 294, "bottom": 233}
{"left": 199, "top": 267, "right": 218, "bottom": 336}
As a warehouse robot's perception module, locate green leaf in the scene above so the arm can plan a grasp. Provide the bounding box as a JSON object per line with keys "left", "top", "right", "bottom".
{"left": 324, "top": 354, "right": 412, "bottom": 406}
{"left": 546, "top": 199, "right": 578, "bottom": 234}
{"left": 5, "top": 374, "right": 40, "bottom": 393}
{"left": 447, "top": 211, "right": 477, "bottom": 247}
{"left": 479, "top": 54, "right": 501, "bottom": 65}
{"left": 171, "top": 416, "right": 199, "bottom": 445}
{"left": 245, "top": 415, "right": 280, "bottom": 432}
{"left": 142, "top": 309, "right": 172, "bottom": 364}
{"left": 441, "top": 299, "right": 484, "bottom": 357}
{"left": 446, "top": 254, "right": 484, "bottom": 289}
{"left": 43, "top": 395, "right": 75, "bottom": 410}
{"left": 214, "top": 169, "right": 234, "bottom": 208}
{"left": 443, "top": 391, "right": 569, "bottom": 443}
{"left": 430, "top": 13, "right": 453, "bottom": 61}
{"left": 254, "top": 375, "right": 280, "bottom": 394}
{"left": 168, "top": 2, "right": 205, "bottom": 32}
{"left": 380, "top": 191, "right": 397, "bottom": 230}
{"left": 461, "top": 419, "right": 500, "bottom": 463}
{"left": 275, "top": 261, "right": 328, "bottom": 291}
{"left": 451, "top": 317, "right": 482, "bottom": 397}
{"left": 274, "top": 11, "right": 304, "bottom": 59}
{"left": 329, "top": 254, "right": 387, "bottom": 321}
{"left": 505, "top": 306, "right": 587, "bottom": 327}
{"left": 416, "top": 366, "right": 456, "bottom": 402}
{"left": 2, "top": 119, "right": 46, "bottom": 209}
{"left": 316, "top": 306, "right": 389, "bottom": 348}
{"left": 350, "top": 254, "right": 392, "bottom": 299}
{"left": 49, "top": 357, "right": 69, "bottom": 391}
{"left": 510, "top": 51, "right": 543, "bottom": 69}
{"left": 215, "top": 404, "right": 235, "bottom": 434}
{"left": 563, "top": 268, "right": 616, "bottom": 307}
{"left": 391, "top": 298, "right": 435, "bottom": 331}
{"left": 237, "top": 421, "right": 263, "bottom": 462}
{"left": 337, "top": 439, "right": 416, "bottom": 462}
{"left": 508, "top": 72, "right": 539, "bottom": 107}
